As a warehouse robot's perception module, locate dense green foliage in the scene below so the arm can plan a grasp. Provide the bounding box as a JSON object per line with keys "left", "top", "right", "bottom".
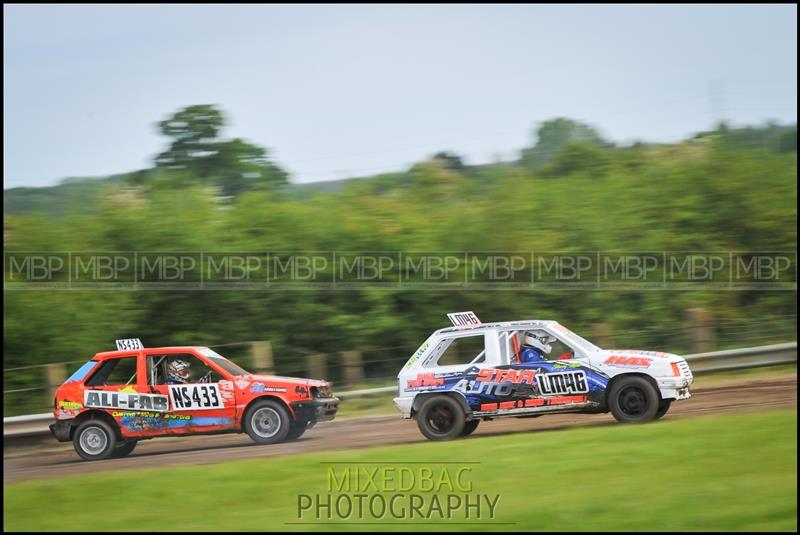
{"left": 696, "top": 121, "right": 797, "bottom": 154}
{"left": 4, "top": 410, "right": 796, "bottom": 531}
{"left": 3, "top": 112, "right": 797, "bottom": 413}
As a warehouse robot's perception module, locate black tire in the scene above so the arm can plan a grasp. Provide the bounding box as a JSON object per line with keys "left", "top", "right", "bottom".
{"left": 286, "top": 421, "right": 308, "bottom": 441}
{"left": 460, "top": 419, "right": 480, "bottom": 437}
{"left": 112, "top": 440, "right": 138, "bottom": 458}
{"left": 608, "top": 376, "right": 660, "bottom": 423}
{"left": 654, "top": 400, "right": 672, "bottom": 420}
{"left": 244, "top": 399, "right": 291, "bottom": 444}
{"left": 416, "top": 395, "right": 466, "bottom": 440}
{"left": 73, "top": 419, "right": 118, "bottom": 461}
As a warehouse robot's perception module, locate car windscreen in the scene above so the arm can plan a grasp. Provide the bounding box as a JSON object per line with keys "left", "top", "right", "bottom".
{"left": 556, "top": 327, "right": 602, "bottom": 353}
{"left": 65, "top": 360, "right": 99, "bottom": 383}
{"left": 197, "top": 347, "right": 250, "bottom": 376}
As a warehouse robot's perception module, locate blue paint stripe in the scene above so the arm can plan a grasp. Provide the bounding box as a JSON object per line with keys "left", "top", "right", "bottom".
{"left": 66, "top": 361, "right": 97, "bottom": 383}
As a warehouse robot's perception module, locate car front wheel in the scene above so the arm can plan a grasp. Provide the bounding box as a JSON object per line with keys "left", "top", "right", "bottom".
{"left": 608, "top": 376, "right": 660, "bottom": 423}
{"left": 73, "top": 420, "right": 117, "bottom": 461}
{"left": 286, "top": 421, "right": 308, "bottom": 441}
{"left": 112, "top": 440, "right": 138, "bottom": 458}
{"left": 244, "top": 399, "right": 291, "bottom": 444}
{"left": 416, "top": 396, "right": 466, "bottom": 440}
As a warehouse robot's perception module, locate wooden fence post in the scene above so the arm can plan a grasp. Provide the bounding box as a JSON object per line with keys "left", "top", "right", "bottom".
{"left": 341, "top": 351, "right": 364, "bottom": 389}
{"left": 250, "top": 341, "right": 274, "bottom": 374}
{"left": 592, "top": 322, "right": 614, "bottom": 349}
{"left": 306, "top": 354, "right": 328, "bottom": 381}
{"left": 45, "top": 363, "right": 67, "bottom": 403}
{"left": 686, "top": 308, "right": 715, "bottom": 353}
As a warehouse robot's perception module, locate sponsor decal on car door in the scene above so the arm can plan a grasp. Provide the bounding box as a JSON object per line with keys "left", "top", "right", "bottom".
{"left": 145, "top": 353, "right": 237, "bottom": 433}
{"left": 168, "top": 383, "right": 224, "bottom": 410}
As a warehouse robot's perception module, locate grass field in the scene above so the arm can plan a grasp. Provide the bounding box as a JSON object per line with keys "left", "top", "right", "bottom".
{"left": 4, "top": 409, "right": 797, "bottom": 531}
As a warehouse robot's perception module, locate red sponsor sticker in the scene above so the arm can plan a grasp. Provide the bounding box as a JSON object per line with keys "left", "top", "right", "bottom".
{"left": 604, "top": 356, "right": 653, "bottom": 367}
{"left": 406, "top": 373, "right": 445, "bottom": 389}
{"left": 476, "top": 368, "right": 537, "bottom": 384}
{"left": 547, "top": 395, "right": 587, "bottom": 405}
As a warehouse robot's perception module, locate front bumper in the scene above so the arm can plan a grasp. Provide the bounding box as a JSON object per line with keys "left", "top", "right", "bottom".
{"left": 291, "top": 397, "right": 339, "bottom": 424}
{"left": 49, "top": 419, "right": 72, "bottom": 442}
{"left": 657, "top": 377, "right": 692, "bottom": 401}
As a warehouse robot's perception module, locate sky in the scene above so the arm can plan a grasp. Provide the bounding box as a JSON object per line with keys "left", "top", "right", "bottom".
{"left": 3, "top": 4, "right": 797, "bottom": 189}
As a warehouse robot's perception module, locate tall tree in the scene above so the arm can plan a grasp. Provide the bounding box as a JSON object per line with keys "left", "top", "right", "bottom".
{"left": 520, "top": 118, "right": 611, "bottom": 167}
{"left": 210, "top": 138, "right": 288, "bottom": 196}
{"left": 155, "top": 104, "right": 288, "bottom": 195}
{"left": 155, "top": 104, "right": 225, "bottom": 175}
{"left": 430, "top": 151, "right": 466, "bottom": 172}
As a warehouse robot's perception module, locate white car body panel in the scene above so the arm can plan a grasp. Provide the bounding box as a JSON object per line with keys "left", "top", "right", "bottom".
{"left": 394, "top": 319, "right": 693, "bottom": 418}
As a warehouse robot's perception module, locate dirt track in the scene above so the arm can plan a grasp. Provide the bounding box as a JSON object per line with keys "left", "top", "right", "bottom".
{"left": 4, "top": 375, "right": 796, "bottom": 483}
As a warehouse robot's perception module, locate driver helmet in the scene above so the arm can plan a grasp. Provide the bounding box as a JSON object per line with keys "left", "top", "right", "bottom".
{"left": 167, "top": 359, "right": 191, "bottom": 384}
{"left": 524, "top": 330, "right": 554, "bottom": 355}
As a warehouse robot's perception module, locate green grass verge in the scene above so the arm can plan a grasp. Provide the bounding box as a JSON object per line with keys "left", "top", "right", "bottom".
{"left": 4, "top": 410, "right": 797, "bottom": 532}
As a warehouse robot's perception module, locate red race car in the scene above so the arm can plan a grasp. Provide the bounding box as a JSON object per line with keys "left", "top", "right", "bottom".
{"left": 50, "top": 339, "right": 339, "bottom": 461}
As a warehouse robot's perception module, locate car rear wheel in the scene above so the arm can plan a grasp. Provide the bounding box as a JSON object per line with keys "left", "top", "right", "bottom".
{"left": 654, "top": 400, "right": 672, "bottom": 420}
{"left": 73, "top": 420, "right": 117, "bottom": 461}
{"left": 286, "top": 421, "right": 308, "bottom": 441}
{"left": 460, "top": 419, "right": 480, "bottom": 437}
{"left": 417, "top": 396, "right": 466, "bottom": 440}
{"left": 608, "top": 376, "right": 660, "bottom": 423}
{"left": 112, "top": 440, "right": 137, "bottom": 458}
{"left": 244, "top": 399, "right": 291, "bottom": 444}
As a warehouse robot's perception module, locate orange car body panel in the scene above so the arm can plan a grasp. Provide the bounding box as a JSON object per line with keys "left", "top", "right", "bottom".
{"left": 52, "top": 346, "right": 334, "bottom": 440}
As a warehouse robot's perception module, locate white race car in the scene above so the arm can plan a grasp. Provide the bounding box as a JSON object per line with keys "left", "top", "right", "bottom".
{"left": 394, "top": 312, "right": 693, "bottom": 440}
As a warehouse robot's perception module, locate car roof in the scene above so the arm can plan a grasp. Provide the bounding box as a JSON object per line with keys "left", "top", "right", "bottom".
{"left": 433, "top": 319, "right": 559, "bottom": 336}
{"left": 92, "top": 346, "right": 210, "bottom": 359}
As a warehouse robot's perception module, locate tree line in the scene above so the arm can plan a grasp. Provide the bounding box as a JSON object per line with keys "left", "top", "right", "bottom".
{"left": 3, "top": 105, "right": 797, "bottom": 414}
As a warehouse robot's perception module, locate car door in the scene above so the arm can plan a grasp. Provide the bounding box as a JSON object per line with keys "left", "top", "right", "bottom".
{"left": 474, "top": 329, "right": 546, "bottom": 411}
{"left": 82, "top": 352, "right": 173, "bottom": 438}
{"left": 534, "top": 328, "right": 609, "bottom": 406}
{"left": 144, "top": 351, "right": 238, "bottom": 434}
{"left": 486, "top": 328, "right": 596, "bottom": 411}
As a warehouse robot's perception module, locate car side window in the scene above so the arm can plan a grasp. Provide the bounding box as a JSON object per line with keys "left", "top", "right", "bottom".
{"left": 431, "top": 335, "right": 486, "bottom": 366}
{"left": 148, "top": 354, "right": 222, "bottom": 385}
{"left": 547, "top": 338, "right": 576, "bottom": 361}
{"left": 85, "top": 356, "right": 138, "bottom": 387}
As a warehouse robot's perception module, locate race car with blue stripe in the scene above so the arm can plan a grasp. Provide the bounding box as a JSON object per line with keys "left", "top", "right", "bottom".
{"left": 394, "top": 312, "right": 694, "bottom": 440}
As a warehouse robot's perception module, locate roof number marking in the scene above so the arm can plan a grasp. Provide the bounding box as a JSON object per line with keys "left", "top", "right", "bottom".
{"left": 116, "top": 338, "right": 143, "bottom": 351}
{"left": 447, "top": 311, "right": 482, "bottom": 328}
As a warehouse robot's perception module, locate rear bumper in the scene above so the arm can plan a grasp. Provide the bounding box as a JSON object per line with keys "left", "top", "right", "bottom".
{"left": 291, "top": 397, "right": 339, "bottom": 424}
{"left": 49, "top": 419, "right": 72, "bottom": 442}
{"left": 394, "top": 396, "right": 413, "bottom": 419}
